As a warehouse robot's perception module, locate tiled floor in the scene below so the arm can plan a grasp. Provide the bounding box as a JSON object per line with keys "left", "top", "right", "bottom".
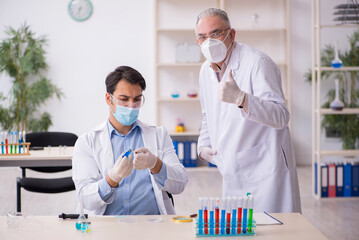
{"left": 0, "top": 165, "right": 358, "bottom": 239}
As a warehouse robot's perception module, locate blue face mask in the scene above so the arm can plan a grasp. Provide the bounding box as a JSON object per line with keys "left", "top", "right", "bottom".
{"left": 112, "top": 105, "right": 139, "bottom": 126}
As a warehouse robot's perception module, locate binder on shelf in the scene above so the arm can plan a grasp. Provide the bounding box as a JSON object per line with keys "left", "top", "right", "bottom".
{"left": 177, "top": 142, "right": 184, "bottom": 165}
{"left": 351, "top": 163, "right": 359, "bottom": 197}
{"left": 173, "top": 141, "right": 178, "bottom": 155}
{"left": 336, "top": 164, "right": 344, "bottom": 197}
{"left": 321, "top": 164, "right": 328, "bottom": 198}
{"left": 344, "top": 163, "right": 352, "bottom": 197}
{"left": 190, "top": 141, "right": 197, "bottom": 167}
{"left": 184, "top": 141, "right": 191, "bottom": 167}
{"left": 328, "top": 164, "right": 336, "bottom": 197}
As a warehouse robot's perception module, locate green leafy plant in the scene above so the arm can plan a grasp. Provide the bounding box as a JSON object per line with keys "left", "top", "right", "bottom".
{"left": 306, "top": 30, "right": 359, "bottom": 149}
{"left": 0, "top": 23, "right": 62, "bottom": 132}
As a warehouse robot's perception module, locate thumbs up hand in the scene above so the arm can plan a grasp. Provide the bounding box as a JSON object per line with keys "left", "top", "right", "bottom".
{"left": 217, "top": 70, "right": 246, "bottom": 106}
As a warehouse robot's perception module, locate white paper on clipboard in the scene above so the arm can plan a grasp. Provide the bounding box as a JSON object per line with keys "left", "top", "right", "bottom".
{"left": 254, "top": 212, "right": 283, "bottom": 225}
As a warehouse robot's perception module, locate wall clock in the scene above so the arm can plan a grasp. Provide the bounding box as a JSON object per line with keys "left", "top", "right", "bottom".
{"left": 68, "top": 0, "right": 93, "bottom": 22}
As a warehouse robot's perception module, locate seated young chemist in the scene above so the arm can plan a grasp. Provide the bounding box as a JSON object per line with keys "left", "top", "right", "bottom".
{"left": 72, "top": 66, "right": 188, "bottom": 215}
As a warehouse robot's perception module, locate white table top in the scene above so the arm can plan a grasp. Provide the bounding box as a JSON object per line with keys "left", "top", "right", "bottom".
{"left": 0, "top": 213, "right": 327, "bottom": 240}
{"left": 0, "top": 147, "right": 74, "bottom": 167}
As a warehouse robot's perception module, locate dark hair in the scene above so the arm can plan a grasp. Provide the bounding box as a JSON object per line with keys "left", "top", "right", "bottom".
{"left": 105, "top": 66, "right": 146, "bottom": 94}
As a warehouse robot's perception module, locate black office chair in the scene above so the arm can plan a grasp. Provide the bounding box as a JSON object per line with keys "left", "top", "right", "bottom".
{"left": 16, "top": 132, "right": 78, "bottom": 212}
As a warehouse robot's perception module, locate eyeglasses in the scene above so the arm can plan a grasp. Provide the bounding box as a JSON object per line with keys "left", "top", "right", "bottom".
{"left": 196, "top": 28, "right": 230, "bottom": 43}
{"left": 110, "top": 94, "right": 145, "bottom": 109}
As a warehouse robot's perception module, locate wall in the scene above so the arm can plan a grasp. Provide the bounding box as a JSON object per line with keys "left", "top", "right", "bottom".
{"left": 0, "top": 0, "right": 155, "bottom": 136}
{"left": 0, "top": 0, "right": 355, "bottom": 165}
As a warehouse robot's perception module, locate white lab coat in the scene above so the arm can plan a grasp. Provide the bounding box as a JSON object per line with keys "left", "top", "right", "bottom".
{"left": 198, "top": 42, "right": 301, "bottom": 213}
{"left": 72, "top": 120, "right": 188, "bottom": 215}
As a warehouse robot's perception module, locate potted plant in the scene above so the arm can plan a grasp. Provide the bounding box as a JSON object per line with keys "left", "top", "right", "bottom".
{"left": 305, "top": 30, "right": 359, "bottom": 150}
{"left": 0, "top": 23, "right": 62, "bottom": 132}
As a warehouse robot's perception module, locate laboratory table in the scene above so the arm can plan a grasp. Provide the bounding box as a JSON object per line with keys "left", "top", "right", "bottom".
{"left": 0, "top": 213, "right": 327, "bottom": 240}
{"left": 0, "top": 147, "right": 73, "bottom": 167}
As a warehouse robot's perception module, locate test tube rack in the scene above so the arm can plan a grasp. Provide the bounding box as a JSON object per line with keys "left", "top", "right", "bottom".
{"left": 0, "top": 142, "right": 31, "bottom": 156}
{"left": 194, "top": 218, "right": 256, "bottom": 237}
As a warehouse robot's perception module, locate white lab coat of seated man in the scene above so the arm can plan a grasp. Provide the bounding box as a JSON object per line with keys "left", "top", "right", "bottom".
{"left": 72, "top": 120, "right": 188, "bottom": 215}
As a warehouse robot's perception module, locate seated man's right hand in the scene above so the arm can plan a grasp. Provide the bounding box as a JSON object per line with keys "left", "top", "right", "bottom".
{"left": 108, "top": 152, "right": 133, "bottom": 183}
{"left": 198, "top": 146, "right": 217, "bottom": 164}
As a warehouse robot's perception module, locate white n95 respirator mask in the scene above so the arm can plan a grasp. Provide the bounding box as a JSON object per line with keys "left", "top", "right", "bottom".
{"left": 200, "top": 30, "right": 231, "bottom": 63}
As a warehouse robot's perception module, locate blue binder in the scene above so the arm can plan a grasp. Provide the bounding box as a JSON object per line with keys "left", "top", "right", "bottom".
{"left": 321, "top": 164, "right": 328, "bottom": 198}
{"left": 172, "top": 140, "right": 178, "bottom": 155}
{"left": 336, "top": 164, "right": 344, "bottom": 197}
{"left": 352, "top": 163, "right": 359, "bottom": 197}
{"left": 183, "top": 141, "right": 192, "bottom": 167}
{"left": 344, "top": 163, "right": 352, "bottom": 197}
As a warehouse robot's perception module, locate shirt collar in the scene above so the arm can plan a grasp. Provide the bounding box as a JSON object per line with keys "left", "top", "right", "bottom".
{"left": 107, "top": 119, "right": 141, "bottom": 137}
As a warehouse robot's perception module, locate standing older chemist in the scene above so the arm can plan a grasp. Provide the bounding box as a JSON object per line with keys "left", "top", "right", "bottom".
{"left": 72, "top": 66, "right": 188, "bottom": 215}
{"left": 195, "top": 8, "right": 301, "bottom": 213}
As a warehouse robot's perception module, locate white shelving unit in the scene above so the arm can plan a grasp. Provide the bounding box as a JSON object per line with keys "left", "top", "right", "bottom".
{"left": 311, "top": 0, "right": 359, "bottom": 199}
{"left": 154, "top": 0, "right": 292, "bottom": 137}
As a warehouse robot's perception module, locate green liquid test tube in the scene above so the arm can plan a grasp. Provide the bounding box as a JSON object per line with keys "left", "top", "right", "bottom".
{"left": 248, "top": 195, "right": 254, "bottom": 233}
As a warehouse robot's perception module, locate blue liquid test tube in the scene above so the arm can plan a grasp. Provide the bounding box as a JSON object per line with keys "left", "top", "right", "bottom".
{"left": 0, "top": 132, "right": 5, "bottom": 154}
{"left": 221, "top": 197, "right": 226, "bottom": 235}
{"left": 198, "top": 197, "right": 204, "bottom": 235}
{"left": 209, "top": 197, "right": 214, "bottom": 235}
{"left": 18, "top": 132, "right": 22, "bottom": 154}
{"left": 1, "top": 132, "right": 4, "bottom": 154}
{"left": 231, "top": 196, "right": 237, "bottom": 234}
{"left": 242, "top": 196, "right": 248, "bottom": 234}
